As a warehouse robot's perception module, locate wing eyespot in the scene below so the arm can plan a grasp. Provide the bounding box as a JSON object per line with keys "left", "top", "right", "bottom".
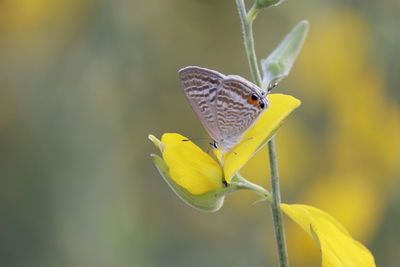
{"left": 247, "top": 93, "right": 260, "bottom": 106}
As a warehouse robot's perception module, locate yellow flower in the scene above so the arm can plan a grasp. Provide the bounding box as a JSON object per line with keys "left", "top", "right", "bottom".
{"left": 149, "top": 94, "right": 300, "bottom": 210}
{"left": 281, "top": 204, "right": 376, "bottom": 267}
{"left": 162, "top": 133, "right": 224, "bottom": 195}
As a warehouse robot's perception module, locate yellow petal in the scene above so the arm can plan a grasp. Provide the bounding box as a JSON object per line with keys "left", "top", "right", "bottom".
{"left": 161, "top": 133, "right": 223, "bottom": 195}
{"left": 281, "top": 204, "right": 376, "bottom": 267}
{"left": 223, "top": 94, "right": 301, "bottom": 182}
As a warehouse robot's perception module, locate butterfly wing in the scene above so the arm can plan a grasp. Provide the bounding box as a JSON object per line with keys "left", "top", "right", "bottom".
{"left": 216, "top": 75, "right": 267, "bottom": 148}
{"left": 178, "top": 66, "right": 225, "bottom": 141}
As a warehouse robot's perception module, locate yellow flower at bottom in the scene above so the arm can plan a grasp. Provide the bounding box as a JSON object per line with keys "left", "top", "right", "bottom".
{"left": 162, "top": 133, "right": 223, "bottom": 195}
{"left": 281, "top": 204, "right": 376, "bottom": 267}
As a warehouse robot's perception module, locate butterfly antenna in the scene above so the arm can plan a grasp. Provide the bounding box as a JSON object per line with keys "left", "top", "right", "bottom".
{"left": 267, "top": 82, "right": 278, "bottom": 92}
{"left": 182, "top": 137, "right": 212, "bottom": 142}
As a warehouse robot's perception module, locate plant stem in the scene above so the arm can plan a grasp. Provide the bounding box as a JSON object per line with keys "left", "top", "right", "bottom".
{"left": 267, "top": 139, "right": 288, "bottom": 267}
{"left": 235, "top": 1, "right": 289, "bottom": 266}
{"left": 236, "top": 0, "right": 261, "bottom": 86}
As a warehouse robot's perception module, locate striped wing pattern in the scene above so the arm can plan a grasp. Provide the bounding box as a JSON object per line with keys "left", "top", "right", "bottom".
{"left": 179, "top": 66, "right": 224, "bottom": 141}
{"left": 216, "top": 76, "right": 264, "bottom": 142}
{"left": 179, "top": 66, "right": 267, "bottom": 151}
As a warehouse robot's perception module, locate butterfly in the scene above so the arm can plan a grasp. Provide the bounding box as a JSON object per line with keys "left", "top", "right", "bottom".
{"left": 178, "top": 66, "right": 268, "bottom": 153}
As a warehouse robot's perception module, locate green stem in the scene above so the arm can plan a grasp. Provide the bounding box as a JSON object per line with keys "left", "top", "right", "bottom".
{"left": 235, "top": 1, "right": 289, "bottom": 266}
{"left": 267, "top": 138, "right": 288, "bottom": 267}
{"left": 236, "top": 0, "right": 262, "bottom": 86}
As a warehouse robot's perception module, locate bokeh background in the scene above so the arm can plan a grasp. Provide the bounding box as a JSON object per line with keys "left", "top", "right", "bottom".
{"left": 1, "top": 0, "right": 399, "bottom": 266}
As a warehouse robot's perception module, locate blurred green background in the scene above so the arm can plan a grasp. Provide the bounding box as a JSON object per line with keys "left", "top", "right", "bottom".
{"left": 0, "top": 0, "right": 399, "bottom": 266}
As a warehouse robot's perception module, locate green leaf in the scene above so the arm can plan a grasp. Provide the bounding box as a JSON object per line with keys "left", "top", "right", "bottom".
{"left": 150, "top": 154, "right": 228, "bottom": 212}
{"left": 261, "top": 20, "right": 309, "bottom": 90}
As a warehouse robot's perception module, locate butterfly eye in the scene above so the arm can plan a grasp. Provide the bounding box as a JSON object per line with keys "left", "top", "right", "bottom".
{"left": 258, "top": 101, "right": 265, "bottom": 109}
{"left": 251, "top": 93, "right": 259, "bottom": 101}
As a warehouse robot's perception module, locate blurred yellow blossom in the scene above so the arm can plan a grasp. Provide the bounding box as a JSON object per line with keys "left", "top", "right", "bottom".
{"left": 302, "top": 173, "right": 384, "bottom": 242}
{"left": 280, "top": 5, "right": 400, "bottom": 265}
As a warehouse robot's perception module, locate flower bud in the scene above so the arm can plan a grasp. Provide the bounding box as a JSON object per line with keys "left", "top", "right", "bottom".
{"left": 254, "top": 0, "right": 285, "bottom": 9}
{"left": 261, "top": 20, "right": 309, "bottom": 90}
